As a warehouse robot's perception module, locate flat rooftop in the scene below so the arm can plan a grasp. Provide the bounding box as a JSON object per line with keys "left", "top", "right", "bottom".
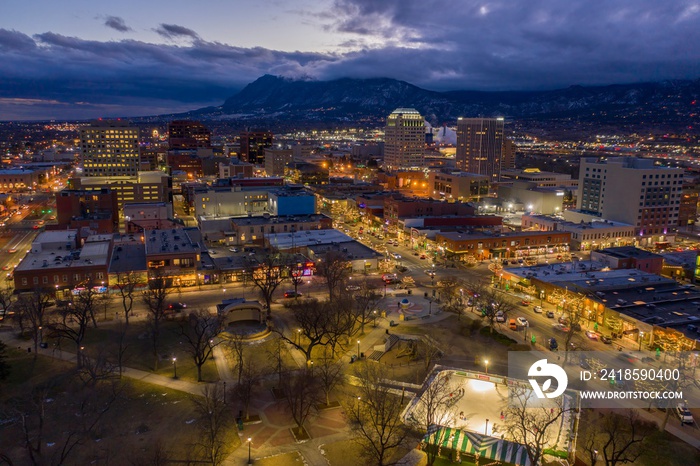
{"left": 16, "top": 236, "right": 110, "bottom": 273}
{"left": 308, "top": 241, "right": 380, "bottom": 261}
{"left": 597, "top": 246, "right": 662, "bottom": 260}
{"left": 438, "top": 230, "right": 561, "bottom": 241}
{"left": 109, "top": 236, "right": 147, "bottom": 274}
{"left": 230, "top": 214, "right": 330, "bottom": 227}
{"left": 145, "top": 228, "right": 199, "bottom": 255}
{"left": 266, "top": 229, "right": 354, "bottom": 249}
{"left": 506, "top": 261, "right": 673, "bottom": 290}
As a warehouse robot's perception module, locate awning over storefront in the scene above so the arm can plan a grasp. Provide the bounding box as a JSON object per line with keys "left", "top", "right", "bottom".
{"left": 426, "top": 427, "right": 532, "bottom": 466}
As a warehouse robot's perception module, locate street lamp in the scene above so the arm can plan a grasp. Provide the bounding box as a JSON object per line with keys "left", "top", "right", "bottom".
{"left": 172, "top": 357, "right": 177, "bottom": 379}
{"left": 373, "top": 310, "right": 378, "bottom": 327}
{"left": 484, "top": 359, "right": 489, "bottom": 374}
{"left": 485, "top": 418, "right": 489, "bottom": 435}
{"left": 357, "top": 340, "right": 361, "bottom": 358}
{"left": 639, "top": 331, "right": 644, "bottom": 351}
{"left": 247, "top": 437, "right": 252, "bottom": 465}
{"left": 296, "top": 328, "right": 301, "bottom": 345}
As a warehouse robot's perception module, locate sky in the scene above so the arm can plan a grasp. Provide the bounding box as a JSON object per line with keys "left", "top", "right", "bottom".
{"left": 1, "top": 0, "right": 700, "bottom": 120}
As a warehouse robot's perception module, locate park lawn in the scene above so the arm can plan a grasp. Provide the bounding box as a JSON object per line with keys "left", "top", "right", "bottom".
{"left": 323, "top": 439, "right": 364, "bottom": 466}
{"left": 0, "top": 375, "right": 239, "bottom": 465}
{"left": 253, "top": 451, "right": 305, "bottom": 466}
{"left": 0, "top": 348, "right": 72, "bottom": 399}
{"left": 45, "top": 320, "right": 220, "bottom": 383}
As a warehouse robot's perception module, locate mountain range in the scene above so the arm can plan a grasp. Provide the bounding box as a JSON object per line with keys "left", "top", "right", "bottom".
{"left": 188, "top": 75, "right": 700, "bottom": 133}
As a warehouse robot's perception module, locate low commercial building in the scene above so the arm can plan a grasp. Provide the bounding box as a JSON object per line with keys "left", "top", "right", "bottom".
{"left": 14, "top": 230, "right": 112, "bottom": 293}
{"left": 521, "top": 214, "right": 636, "bottom": 251}
{"left": 123, "top": 202, "right": 176, "bottom": 233}
{"left": 497, "top": 181, "right": 565, "bottom": 215}
{"left": 428, "top": 171, "right": 490, "bottom": 201}
{"left": 501, "top": 262, "right": 700, "bottom": 351}
{"left": 194, "top": 186, "right": 315, "bottom": 218}
{"left": 144, "top": 228, "right": 201, "bottom": 286}
{"left": 436, "top": 230, "right": 571, "bottom": 261}
{"left": 0, "top": 169, "right": 45, "bottom": 192}
{"left": 265, "top": 229, "right": 381, "bottom": 273}
{"left": 591, "top": 247, "right": 664, "bottom": 275}
{"left": 500, "top": 168, "right": 578, "bottom": 188}
{"left": 384, "top": 197, "right": 476, "bottom": 226}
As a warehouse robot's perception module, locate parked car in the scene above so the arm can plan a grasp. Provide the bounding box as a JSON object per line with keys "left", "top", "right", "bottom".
{"left": 346, "top": 285, "right": 360, "bottom": 292}
{"left": 549, "top": 338, "right": 559, "bottom": 351}
{"left": 392, "top": 253, "right": 402, "bottom": 259}
{"left": 546, "top": 311, "right": 555, "bottom": 318}
{"left": 585, "top": 330, "right": 598, "bottom": 340}
{"left": 516, "top": 317, "right": 529, "bottom": 327}
{"left": 284, "top": 291, "right": 303, "bottom": 298}
{"left": 228, "top": 247, "right": 239, "bottom": 253}
{"left": 395, "top": 265, "right": 408, "bottom": 272}
{"left": 677, "top": 402, "right": 694, "bottom": 424}
{"left": 521, "top": 300, "right": 530, "bottom": 306}
{"left": 495, "top": 311, "right": 506, "bottom": 323}
{"left": 533, "top": 305, "right": 543, "bottom": 313}
{"left": 167, "top": 302, "right": 187, "bottom": 311}
{"left": 508, "top": 319, "right": 518, "bottom": 330}
{"left": 600, "top": 335, "right": 613, "bottom": 344}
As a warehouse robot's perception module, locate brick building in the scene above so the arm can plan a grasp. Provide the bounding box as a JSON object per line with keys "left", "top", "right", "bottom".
{"left": 14, "top": 230, "right": 112, "bottom": 293}
{"left": 436, "top": 230, "right": 571, "bottom": 261}
{"left": 55, "top": 188, "right": 119, "bottom": 233}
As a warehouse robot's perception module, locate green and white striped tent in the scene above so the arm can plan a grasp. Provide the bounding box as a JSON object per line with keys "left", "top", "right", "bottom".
{"left": 426, "top": 427, "right": 532, "bottom": 466}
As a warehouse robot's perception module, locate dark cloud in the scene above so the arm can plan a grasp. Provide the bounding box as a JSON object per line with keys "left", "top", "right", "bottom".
{"left": 104, "top": 16, "right": 132, "bottom": 33}
{"left": 2, "top": 0, "right": 700, "bottom": 119}
{"left": 0, "top": 29, "right": 36, "bottom": 52}
{"left": 154, "top": 23, "right": 200, "bottom": 40}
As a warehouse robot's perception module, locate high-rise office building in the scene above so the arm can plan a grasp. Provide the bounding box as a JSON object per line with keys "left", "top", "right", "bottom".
{"left": 240, "top": 130, "right": 273, "bottom": 165}
{"left": 501, "top": 138, "right": 516, "bottom": 170}
{"left": 455, "top": 117, "right": 504, "bottom": 181}
{"left": 168, "top": 120, "right": 212, "bottom": 149}
{"left": 384, "top": 108, "right": 425, "bottom": 171}
{"left": 577, "top": 157, "right": 682, "bottom": 239}
{"left": 80, "top": 120, "right": 140, "bottom": 177}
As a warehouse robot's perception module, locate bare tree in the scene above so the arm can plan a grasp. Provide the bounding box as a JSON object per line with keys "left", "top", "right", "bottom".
{"left": 246, "top": 252, "right": 286, "bottom": 317}
{"left": 178, "top": 310, "right": 224, "bottom": 382}
{"left": 0, "top": 340, "right": 10, "bottom": 381}
{"left": 142, "top": 273, "right": 171, "bottom": 370}
{"left": 15, "top": 288, "right": 53, "bottom": 355}
{"left": 0, "top": 287, "right": 16, "bottom": 323}
{"left": 580, "top": 410, "right": 656, "bottom": 466}
{"left": 235, "top": 359, "right": 262, "bottom": 421}
{"left": 264, "top": 335, "right": 289, "bottom": 386}
{"left": 350, "top": 280, "right": 382, "bottom": 335}
{"left": 192, "top": 383, "right": 233, "bottom": 466}
{"left": 115, "top": 271, "right": 139, "bottom": 324}
{"left": 562, "top": 304, "right": 585, "bottom": 365}
{"left": 347, "top": 363, "right": 411, "bottom": 466}
{"left": 78, "top": 346, "right": 116, "bottom": 387}
{"left": 273, "top": 298, "right": 335, "bottom": 362}
{"left": 112, "top": 322, "right": 130, "bottom": 378}
{"left": 504, "top": 385, "right": 574, "bottom": 466}
{"left": 316, "top": 358, "right": 344, "bottom": 406}
{"left": 280, "top": 367, "right": 320, "bottom": 436}
{"left": 15, "top": 381, "right": 118, "bottom": 466}
{"left": 316, "top": 250, "right": 351, "bottom": 304}
{"left": 480, "top": 287, "right": 514, "bottom": 333}
{"left": 227, "top": 330, "right": 246, "bottom": 384}
{"left": 49, "top": 291, "right": 94, "bottom": 368}
{"left": 287, "top": 260, "right": 305, "bottom": 296}
{"left": 416, "top": 371, "right": 456, "bottom": 466}
{"left": 437, "top": 278, "right": 465, "bottom": 320}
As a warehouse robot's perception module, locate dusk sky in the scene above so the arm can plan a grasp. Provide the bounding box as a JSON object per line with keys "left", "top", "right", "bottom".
{"left": 1, "top": 0, "right": 700, "bottom": 120}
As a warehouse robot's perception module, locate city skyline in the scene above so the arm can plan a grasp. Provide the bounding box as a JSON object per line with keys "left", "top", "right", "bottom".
{"left": 1, "top": 0, "right": 700, "bottom": 120}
